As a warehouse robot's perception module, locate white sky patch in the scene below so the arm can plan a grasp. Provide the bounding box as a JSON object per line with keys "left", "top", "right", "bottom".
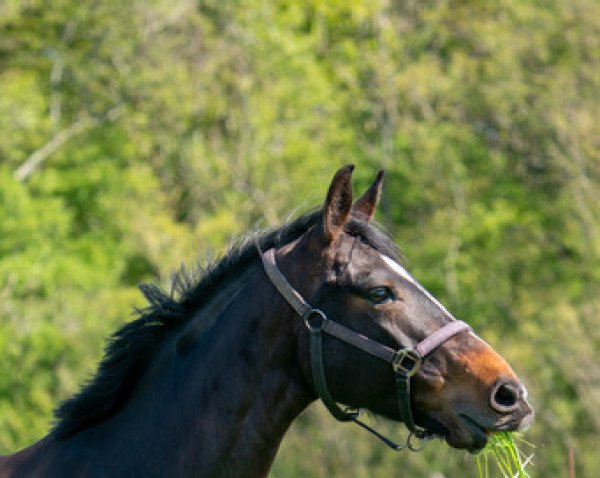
{"left": 380, "top": 254, "right": 458, "bottom": 322}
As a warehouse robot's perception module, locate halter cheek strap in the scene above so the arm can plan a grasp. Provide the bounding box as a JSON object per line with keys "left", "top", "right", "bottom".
{"left": 258, "top": 246, "right": 471, "bottom": 451}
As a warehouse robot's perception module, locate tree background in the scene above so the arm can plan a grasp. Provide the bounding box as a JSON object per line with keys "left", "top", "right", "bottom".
{"left": 1, "top": 0, "right": 599, "bottom": 476}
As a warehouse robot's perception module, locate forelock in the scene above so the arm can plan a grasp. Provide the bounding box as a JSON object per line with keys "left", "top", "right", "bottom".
{"left": 343, "top": 218, "right": 400, "bottom": 261}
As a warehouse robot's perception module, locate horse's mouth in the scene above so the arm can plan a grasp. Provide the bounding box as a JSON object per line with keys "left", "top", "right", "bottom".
{"left": 458, "top": 414, "right": 490, "bottom": 452}
{"left": 421, "top": 405, "right": 534, "bottom": 453}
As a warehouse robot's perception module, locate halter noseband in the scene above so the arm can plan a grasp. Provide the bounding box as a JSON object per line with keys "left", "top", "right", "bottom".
{"left": 258, "top": 245, "right": 471, "bottom": 451}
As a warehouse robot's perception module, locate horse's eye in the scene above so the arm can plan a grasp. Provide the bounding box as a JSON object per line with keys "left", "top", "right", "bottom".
{"left": 367, "top": 287, "right": 395, "bottom": 305}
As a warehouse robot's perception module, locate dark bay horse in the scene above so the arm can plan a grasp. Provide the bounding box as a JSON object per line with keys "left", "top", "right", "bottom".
{"left": 0, "top": 166, "right": 533, "bottom": 477}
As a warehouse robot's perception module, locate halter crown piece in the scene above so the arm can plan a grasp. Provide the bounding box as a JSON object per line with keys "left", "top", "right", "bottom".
{"left": 257, "top": 244, "right": 471, "bottom": 451}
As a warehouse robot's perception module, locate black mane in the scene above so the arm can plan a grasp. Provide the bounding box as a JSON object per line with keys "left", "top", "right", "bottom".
{"left": 52, "top": 210, "right": 399, "bottom": 438}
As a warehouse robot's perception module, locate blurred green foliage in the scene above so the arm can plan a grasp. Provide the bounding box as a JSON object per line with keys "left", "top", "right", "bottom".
{"left": 1, "top": 0, "right": 599, "bottom": 476}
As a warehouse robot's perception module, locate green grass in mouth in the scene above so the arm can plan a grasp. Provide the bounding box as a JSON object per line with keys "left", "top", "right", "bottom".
{"left": 475, "top": 431, "right": 535, "bottom": 478}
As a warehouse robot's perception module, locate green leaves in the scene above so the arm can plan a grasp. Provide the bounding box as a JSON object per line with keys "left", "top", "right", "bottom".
{"left": 1, "top": 0, "right": 599, "bottom": 476}
{"left": 476, "top": 432, "right": 535, "bottom": 478}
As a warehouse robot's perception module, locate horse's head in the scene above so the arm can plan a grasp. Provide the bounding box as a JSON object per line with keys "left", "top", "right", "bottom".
{"left": 274, "top": 165, "right": 533, "bottom": 452}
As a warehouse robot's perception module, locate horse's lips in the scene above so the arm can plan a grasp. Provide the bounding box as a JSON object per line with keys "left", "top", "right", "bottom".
{"left": 458, "top": 414, "right": 490, "bottom": 452}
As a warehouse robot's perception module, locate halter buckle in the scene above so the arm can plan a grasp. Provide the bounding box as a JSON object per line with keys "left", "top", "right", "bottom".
{"left": 392, "top": 348, "right": 421, "bottom": 376}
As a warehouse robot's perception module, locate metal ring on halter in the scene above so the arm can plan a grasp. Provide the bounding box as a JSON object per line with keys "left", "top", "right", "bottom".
{"left": 303, "top": 309, "right": 328, "bottom": 334}
{"left": 406, "top": 431, "right": 430, "bottom": 452}
{"left": 392, "top": 348, "right": 421, "bottom": 377}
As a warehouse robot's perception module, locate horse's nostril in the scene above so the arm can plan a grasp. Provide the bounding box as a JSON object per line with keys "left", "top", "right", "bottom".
{"left": 490, "top": 381, "right": 520, "bottom": 413}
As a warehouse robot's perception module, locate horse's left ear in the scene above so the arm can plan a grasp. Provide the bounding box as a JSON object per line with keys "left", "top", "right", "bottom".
{"left": 351, "top": 170, "right": 384, "bottom": 222}
{"left": 321, "top": 164, "right": 355, "bottom": 243}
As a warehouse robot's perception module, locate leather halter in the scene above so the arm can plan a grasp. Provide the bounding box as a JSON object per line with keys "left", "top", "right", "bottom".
{"left": 258, "top": 245, "right": 471, "bottom": 451}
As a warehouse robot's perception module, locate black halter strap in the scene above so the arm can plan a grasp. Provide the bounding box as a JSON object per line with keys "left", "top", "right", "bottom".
{"left": 258, "top": 245, "right": 471, "bottom": 451}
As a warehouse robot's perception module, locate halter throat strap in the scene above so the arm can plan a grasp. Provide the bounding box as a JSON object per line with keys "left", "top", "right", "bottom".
{"left": 258, "top": 246, "right": 471, "bottom": 450}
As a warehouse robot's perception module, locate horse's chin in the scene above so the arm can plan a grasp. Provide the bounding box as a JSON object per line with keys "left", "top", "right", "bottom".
{"left": 417, "top": 412, "right": 489, "bottom": 453}
{"left": 451, "top": 415, "right": 489, "bottom": 452}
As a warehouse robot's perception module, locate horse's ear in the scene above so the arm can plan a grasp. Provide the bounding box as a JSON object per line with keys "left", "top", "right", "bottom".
{"left": 351, "top": 170, "right": 384, "bottom": 222}
{"left": 321, "top": 164, "right": 354, "bottom": 243}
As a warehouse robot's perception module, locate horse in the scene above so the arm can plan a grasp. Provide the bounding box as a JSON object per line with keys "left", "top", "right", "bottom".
{"left": 0, "top": 165, "right": 533, "bottom": 477}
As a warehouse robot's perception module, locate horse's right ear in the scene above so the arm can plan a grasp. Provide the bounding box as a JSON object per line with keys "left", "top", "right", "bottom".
{"left": 320, "top": 164, "right": 354, "bottom": 244}
{"left": 351, "top": 170, "right": 384, "bottom": 222}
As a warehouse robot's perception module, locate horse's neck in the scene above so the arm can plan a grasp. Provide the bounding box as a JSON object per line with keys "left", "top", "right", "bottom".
{"left": 3, "top": 259, "right": 313, "bottom": 478}
{"left": 0, "top": 263, "right": 313, "bottom": 477}
{"left": 97, "top": 260, "right": 312, "bottom": 477}
{"left": 169, "top": 270, "right": 313, "bottom": 475}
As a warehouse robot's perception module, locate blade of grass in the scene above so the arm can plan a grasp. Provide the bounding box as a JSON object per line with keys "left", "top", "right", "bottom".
{"left": 475, "top": 432, "right": 534, "bottom": 478}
